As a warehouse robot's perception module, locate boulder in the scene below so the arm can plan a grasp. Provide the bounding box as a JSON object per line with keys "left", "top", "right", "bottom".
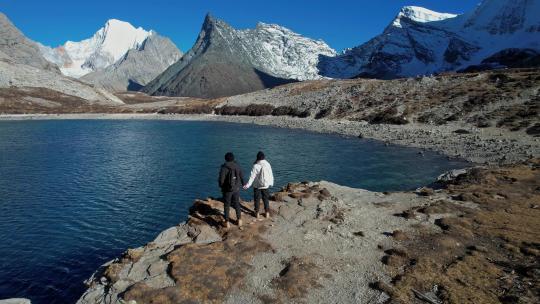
{"left": 152, "top": 224, "right": 192, "bottom": 247}
{"left": 194, "top": 224, "right": 222, "bottom": 244}
{"left": 436, "top": 168, "right": 468, "bottom": 184}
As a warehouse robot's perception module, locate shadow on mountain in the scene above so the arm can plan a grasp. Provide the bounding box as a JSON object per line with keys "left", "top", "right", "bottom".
{"left": 145, "top": 50, "right": 297, "bottom": 99}
{"left": 460, "top": 48, "right": 540, "bottom": 73}
{"left": 317, "top": 52, "right": 406, "bottom": 80}
{"left": 317, "top": 53, "right": 347, "bottom": 79}
{"left": 127, "top": 79, "right": 144, "bottom": 91}
{"left": 254, "top": 69, "right": 297, "bottom": 89}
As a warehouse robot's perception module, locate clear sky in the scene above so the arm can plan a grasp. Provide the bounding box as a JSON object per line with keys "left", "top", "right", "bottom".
{"left": 1, "top": 0, "right": 480, "bottom": 51}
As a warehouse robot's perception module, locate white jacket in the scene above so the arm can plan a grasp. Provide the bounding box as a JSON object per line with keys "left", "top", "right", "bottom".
{"left": 245, "top": 160, "right": 274, "bottom": 189}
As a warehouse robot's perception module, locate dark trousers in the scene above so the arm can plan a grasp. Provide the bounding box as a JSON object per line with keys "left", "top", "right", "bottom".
{"left": 254, "top": 188, "right": 270, "bottom": 214}
{"left": 223, "top": 191, "right": 241, "bottom": 221}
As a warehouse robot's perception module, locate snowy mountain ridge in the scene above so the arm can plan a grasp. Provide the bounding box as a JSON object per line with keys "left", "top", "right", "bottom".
{"left": 40, "top": 19, "right": 151, "bottom": 78}
{"left": 461, "top": 0, "right": 540, "bottom": 34}
{"left": 142, "top": 14, "right": 336, "bottom": 98}
{"left": 236, "top": 22, "right": 337, "bottom": 80}
{"left": 80, "top": 33, "right": 182, "bottom": 92}
{"left": 319, "top": 0, "right": 540, "bottom": 79}
{"left": 29, "top": 0, "right": 540, "bottom": 95}
{"left": 393, "top": 6, "right": 457, "bottom": 27}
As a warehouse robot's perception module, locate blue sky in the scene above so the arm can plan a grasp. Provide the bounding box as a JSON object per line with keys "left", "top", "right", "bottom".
{"left": 1, "top": 0, "right": 480, "bottom": 51}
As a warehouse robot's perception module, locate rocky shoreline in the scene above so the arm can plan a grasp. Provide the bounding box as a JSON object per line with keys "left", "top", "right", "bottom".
{"left": 1, "top": 113, "right": 538, "bottom": 165}
{"left": 75, "top": 160, "right": 540, "bottom": 304}
{"left": 75, "top": 181, "right": 451, "bottom": 304}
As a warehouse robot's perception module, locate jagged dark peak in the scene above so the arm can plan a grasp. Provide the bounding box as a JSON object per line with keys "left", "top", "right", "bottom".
{"left": 143, "top": 12, "right": 337, "bottom": 97}
{"left": 196, "top": 13, "right": 238, "bottom": 47}
{"left": 202, "top": 13, "right": 232, "bottom": 31}
{"left": 202, "top": 13, "right": 216, "bottom": 26}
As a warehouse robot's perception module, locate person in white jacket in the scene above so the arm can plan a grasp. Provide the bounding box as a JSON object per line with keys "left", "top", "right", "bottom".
{"left": 243, "top": 151, "right": 274, "bottom": 219}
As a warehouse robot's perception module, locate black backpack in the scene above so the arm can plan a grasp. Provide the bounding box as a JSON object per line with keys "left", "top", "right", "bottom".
{"left": 226, "top": 167, "right": 239, "bottom": 190}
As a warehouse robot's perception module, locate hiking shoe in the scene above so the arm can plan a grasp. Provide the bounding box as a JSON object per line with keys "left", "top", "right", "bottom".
{"left": 238, "top": 219, "right": 243, "bottom": 227}
{"left": 224, "top": 222, "right": 230, "bottom": 229}
{"left": 265, "top": 212, "right": 270, "bottom": 219}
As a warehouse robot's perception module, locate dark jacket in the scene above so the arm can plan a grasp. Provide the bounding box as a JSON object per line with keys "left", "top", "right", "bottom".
{"left": 219, "top": 161, "right": 245, "bottom": 192}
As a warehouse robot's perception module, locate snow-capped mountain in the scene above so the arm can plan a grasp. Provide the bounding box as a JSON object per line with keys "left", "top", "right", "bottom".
{"left": 238, "top": 22, "right": 336, "bottom": 81}
{"left": 143, "top": 14, "right": 335, "bottom": 98}
{"left": 0, "top": 12, "right": 123, "bottom": 104}
{"left": 320, "top": 0, "right": 540, "bottom": 79}
{"left": 460, "top": 0, "right": 540, "bottom": 34}
{"left": 143, "top": 15, "right": 302, "bottom": 98}
{"left": 392, "top": 6, "right": 457, "bottom": 27}
{"left": 81, "top": 33, "right": 182, "bottom": 92}
{"left": 40, "top": 19, "right": 151, "bottom": 78}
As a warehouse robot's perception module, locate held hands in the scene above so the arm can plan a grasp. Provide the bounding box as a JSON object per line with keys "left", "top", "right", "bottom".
{"left": 242, "top": 185, "right": 249, "bottom": 190}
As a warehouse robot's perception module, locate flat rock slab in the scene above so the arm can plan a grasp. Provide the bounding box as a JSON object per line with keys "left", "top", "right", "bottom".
{"left": 78, "top": 182, "right": 439, "bottom": 304}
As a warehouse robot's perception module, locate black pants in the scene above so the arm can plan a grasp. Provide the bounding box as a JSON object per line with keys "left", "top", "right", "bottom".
{"left": 254, "top": 188, "right": 270, "bottom": 214}
{"left": 223, "top": 191, "right": 241, "bottom": 221}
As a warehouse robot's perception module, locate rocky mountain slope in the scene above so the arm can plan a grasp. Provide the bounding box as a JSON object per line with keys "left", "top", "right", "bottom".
{"left": 0, "top": 58, "right": 123, "bottom": 107}
{"left": 142, "top": 14, "right": 335, "bottom": 98}
{"left": 0, "top": 12, "right": 58, "bottom": 72}
{"left": 238, "top": 21, "right": 336, "bottom": 81}
{"left": 320, "top": 0, "right": 540, "bottom": 79}
{"left": 0, "top": 13, "right": 124, "bottom": 110}
{"left": 220, "top": 69, "right": 539, "bottom": 135}
{"left": 80, "top": 33, "right": 182, "bottom": 92}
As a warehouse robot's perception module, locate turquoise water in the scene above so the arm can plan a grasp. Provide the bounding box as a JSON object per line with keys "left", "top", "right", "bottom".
{"left": 0, "top": 120, "right": 468, "bottom": 303}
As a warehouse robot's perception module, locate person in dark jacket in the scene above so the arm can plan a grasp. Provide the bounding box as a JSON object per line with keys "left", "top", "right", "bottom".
{"left": 218, "top": 152, "right": 245, "bottom": 228}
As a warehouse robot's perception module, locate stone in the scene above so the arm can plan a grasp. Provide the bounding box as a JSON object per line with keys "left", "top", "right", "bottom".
{"left": 127, "top": 259, "right": 152, "bottom": 282}
{"left": 453, "top": 129, "right": 471, "bottom": 134}
{"left": 436, "top": 169, "right": 468, "bottom": 183}
{"left": 319, "top": 188, "right": 331, "bottom": 198}
{"left": 150, "top": 224, "right": 193, "bottom": 251}
{"left": 271, "top": 191, "right": 288, "bottom": 202}
{"left": 143, "top": 273, "right": 175, "bottom": 289}
{"left": 147, "top": 260, "right": 169, "bottom": 278}
{"left": 468, "top": 245, "right": 488, "bottom": 253}
{"left": 111, "top": 279, "right": 132, "bottom": 295}
{"left": 124, "top": 247, "right": 144, "bottom": 262}
{"left": 415, "top": 187, "right": 434, "bottom": 196}
{"left": 153, "top": 226, "right": 182, "bottom": 244}
{"left": 76, "top": 285, "right": 105, "bottom": 304}
{"left": 194, "top": 224, "right": 222, "bottom": 244}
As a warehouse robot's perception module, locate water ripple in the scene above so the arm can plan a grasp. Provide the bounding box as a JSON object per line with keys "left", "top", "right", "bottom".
{"left": 0, "top": 120, "right": 469, "bottom": 304}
